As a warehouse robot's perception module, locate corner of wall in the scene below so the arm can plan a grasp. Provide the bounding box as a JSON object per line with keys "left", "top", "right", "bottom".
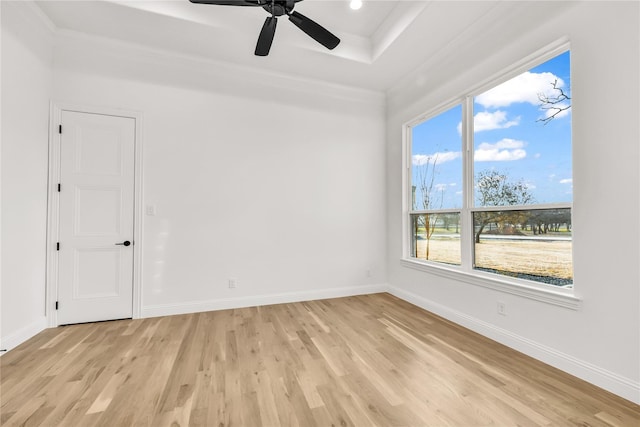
{"left": 387, "top": 285, "right": 640, "bottom": 405}
{"left": 0, "top": 316, "right": 48, "bottom": 354}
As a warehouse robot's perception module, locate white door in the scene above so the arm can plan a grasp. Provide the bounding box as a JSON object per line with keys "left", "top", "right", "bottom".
{"left": 57, "top": 110, "right": 136, "bottom": 325}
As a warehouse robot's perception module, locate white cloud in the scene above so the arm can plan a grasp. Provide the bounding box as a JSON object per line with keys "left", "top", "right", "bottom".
{"left": 475, "top": 72, "right": 566, "bottom": 108}
{"left": 559, "top": 178, "right": 573, "bottom": 184}
{"left": 412, "top": 151, "right": 461, "bottom": 166}
{"left": 475, "top": 138, "right": 527, "bottom": 162}
{"left": 473, "top": 110, "right": 520, "bottom": 132}
{"left": 434, "top": 183, "right": 449, "bottom": 192}
{"left": 478, "top": 138, "right": 525, "bottom": 150}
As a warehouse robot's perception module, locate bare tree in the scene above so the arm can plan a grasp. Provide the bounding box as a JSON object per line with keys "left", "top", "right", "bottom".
{"left": 537, "top": 79, "right": 571, "bottom": 125}
{"left": 414, "top": 154, "right": 444, "bottom": 260}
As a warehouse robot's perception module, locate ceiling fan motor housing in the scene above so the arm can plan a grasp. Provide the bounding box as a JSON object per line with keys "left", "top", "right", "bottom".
{"left": 262, "top": 0, "right": 296, "bottom": 16}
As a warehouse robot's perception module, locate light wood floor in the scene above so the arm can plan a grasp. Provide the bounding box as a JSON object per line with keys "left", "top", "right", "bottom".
{"left": 1, "top": 293, "right": 639, "bottom": 426}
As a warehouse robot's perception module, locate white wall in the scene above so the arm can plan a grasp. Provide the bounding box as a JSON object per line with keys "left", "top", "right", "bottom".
{"left": 3, "top": 0, "right": 637, "bottom": 406}
{"left": 1, "top": 2, "right": 53, "bottom": 350}
{"left": 386, "top": 2, "right": 640, "bottom": 403}
{"left": 52, "top": 32, "right": 387, "bottom": 317}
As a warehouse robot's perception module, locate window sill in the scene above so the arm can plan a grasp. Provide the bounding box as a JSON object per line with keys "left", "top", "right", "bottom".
{"left": 399, "top": 258, "right": 582, "bottom": 310}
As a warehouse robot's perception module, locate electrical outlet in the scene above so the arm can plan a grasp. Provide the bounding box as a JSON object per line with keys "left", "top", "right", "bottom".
{"left": 497, "top": 302, "right": 507, "bottom": 316}
{"left": 228, "top": 278, "right": 237, "bottom": 289}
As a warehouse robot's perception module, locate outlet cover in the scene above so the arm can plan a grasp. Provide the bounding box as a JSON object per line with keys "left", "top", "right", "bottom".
{"left": 497, "top": 302, "right": 507, "bottom": 316}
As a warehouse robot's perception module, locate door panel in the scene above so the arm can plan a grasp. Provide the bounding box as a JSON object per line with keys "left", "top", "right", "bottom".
{"left": 74, "top": 248, "right": 121, "bottom": 298}
{"left": 75, "top": 128, "right": 123, "bottom": 175}
{"left": 75, "top": 186, "right": 121, "bottom": 235}
{"left": 58, "top": 111, "right": 135, "bottom": 325}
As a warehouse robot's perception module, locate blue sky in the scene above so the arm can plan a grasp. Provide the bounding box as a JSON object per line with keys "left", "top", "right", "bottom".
{"left": 411, "top": 51, "right": 572, "bottom": 209}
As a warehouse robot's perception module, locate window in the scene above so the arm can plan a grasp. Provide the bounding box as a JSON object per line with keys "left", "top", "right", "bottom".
{"left": 406, "top": 47, "right": 572, "bottom": 290}
{"left": 410, "top": 104, "right": 463, "bottom": 266}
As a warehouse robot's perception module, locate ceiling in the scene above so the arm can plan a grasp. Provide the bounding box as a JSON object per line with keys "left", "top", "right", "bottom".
{"left": 35, "top": 0, "right": 574, "bottom": 92}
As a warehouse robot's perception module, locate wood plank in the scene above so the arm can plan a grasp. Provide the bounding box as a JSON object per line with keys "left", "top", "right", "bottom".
{"left": 1, "top": 293, "right": 638, "bottom": 426}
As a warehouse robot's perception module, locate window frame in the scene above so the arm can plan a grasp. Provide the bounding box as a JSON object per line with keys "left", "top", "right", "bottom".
{"left": 401, "top": 39, "right": 581, "bottom": 309}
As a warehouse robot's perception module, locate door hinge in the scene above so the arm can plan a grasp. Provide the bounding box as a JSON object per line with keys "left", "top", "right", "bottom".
{"left": 56, "top": 242, "right": 60, "bottom": 251}
{"left": 59, "top": 124, "right": 62, "bottom": 134}
{"left": 55, "top": 301, "right": 59, "bottom": 310}
{"left": 58, "top": 183, "right": 61, "bottom": 192}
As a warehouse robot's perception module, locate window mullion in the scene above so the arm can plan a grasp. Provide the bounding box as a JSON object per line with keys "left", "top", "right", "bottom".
{"left": 402, "top": 124, "right": 412, "bottom": 259}
{"left": 460, "top": 96, "right": 475, "bottom": 273}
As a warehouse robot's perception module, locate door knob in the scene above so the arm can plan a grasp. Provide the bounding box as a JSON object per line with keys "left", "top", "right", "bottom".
{"left": 115, "top": 240, "right": 131, "bottom": 246}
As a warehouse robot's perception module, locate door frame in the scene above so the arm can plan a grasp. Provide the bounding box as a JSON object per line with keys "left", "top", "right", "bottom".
{"left": 46, "top": 102, "right": 144, "bottom": 327}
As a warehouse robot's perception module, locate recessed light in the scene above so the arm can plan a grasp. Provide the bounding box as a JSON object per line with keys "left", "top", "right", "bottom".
{"left": 350, "top": 0, "right": 363, "bottom": 11}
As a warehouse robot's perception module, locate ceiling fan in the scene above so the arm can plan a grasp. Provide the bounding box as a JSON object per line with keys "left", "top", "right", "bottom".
{"left": 188, "top": 0, "right": 341, "bottom": 56}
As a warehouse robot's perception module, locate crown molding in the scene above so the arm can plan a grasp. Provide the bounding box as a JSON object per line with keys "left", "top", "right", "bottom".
{"left": 54, "top": 29, "right": 385, "bottom": 105}
{"left": 20, "top": 0, "right": 57, "bottom": 34}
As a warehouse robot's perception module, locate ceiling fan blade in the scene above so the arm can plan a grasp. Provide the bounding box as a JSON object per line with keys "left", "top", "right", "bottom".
{"left": 255, "top": 16, "right": 278, "bottom": 56}
{"left": 188, "top": 0, "right": 265, "bottom": 6}
{"left": 288, "top": 11, "right": 340, "bottom": 50}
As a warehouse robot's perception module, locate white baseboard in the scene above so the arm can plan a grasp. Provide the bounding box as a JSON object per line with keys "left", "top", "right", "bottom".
{"left": 141, "top": 283, "right": 388, "bottom": 319}
{"left": 388, "top": 285, "right": 640, "bottom": 405}
{"left": 0, "top": 316, "right": 48, "bottom": 355}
